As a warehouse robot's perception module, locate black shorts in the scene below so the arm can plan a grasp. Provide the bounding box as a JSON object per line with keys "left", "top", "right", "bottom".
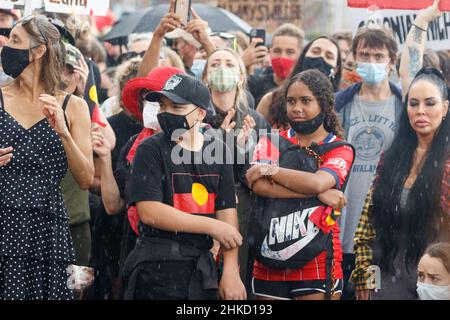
{"left": 252, "top": 278, "right": 343, "bottom": 300}
{"left": 134, "top": 260, "right": 218, "bottom": 300}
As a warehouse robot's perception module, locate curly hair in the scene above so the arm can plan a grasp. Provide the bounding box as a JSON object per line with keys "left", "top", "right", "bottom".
{"left": 284, "top": 69, "right": 344, "bottom": 138}
{"left": 115, "top": 57, "right": 142, "bottom": 115}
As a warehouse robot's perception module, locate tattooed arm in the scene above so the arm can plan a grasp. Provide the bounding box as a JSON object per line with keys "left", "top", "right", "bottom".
{"left": 399, "top": 0, "right": 443, "bottom": 99}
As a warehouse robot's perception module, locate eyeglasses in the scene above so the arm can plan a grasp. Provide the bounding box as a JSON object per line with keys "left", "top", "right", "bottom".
{"left": 117, "top": 50, "right": 145, "bottom": 65}
{"left": 20, "top": 15, "right": 48, "bottom": 45}
{"left": 209, "top": 32, "right": 238, "bottom": 51}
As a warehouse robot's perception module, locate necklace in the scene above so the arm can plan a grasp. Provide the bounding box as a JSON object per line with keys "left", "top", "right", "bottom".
{"left": 356, "top": 93, "right": 392, "bottom": 134}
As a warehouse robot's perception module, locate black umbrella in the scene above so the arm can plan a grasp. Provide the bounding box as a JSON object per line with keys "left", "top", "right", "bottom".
{"left": 101, "top": 3, "right": 252, "bottom": 42}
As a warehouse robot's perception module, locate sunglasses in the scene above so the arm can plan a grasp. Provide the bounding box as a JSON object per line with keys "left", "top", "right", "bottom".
{"left": 209, "top": 32, "right": 236, "bottom": 40}
{"left": 117, "top": 51, "right": 145, "bottom": 65}
{"left": 19, "top": 15, "right": 48, "bottom": 45}
{"left": 415, "top": 67, "right": 445, "bottom": 81}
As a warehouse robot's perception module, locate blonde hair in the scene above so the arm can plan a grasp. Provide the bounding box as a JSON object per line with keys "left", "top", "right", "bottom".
{"left": 163, "top": 47, "right": 185, "bottom": 71}
{"left": 115, "top": 57, "right": 142, "bottom": 111}
{"left": 272, "top": 23, "right": 305, "bottom": 49}
{"left": 202, "top": 48, "right": 248, "bottom": 112}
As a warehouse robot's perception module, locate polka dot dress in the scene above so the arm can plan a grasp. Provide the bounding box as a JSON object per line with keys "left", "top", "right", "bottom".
{"left": 0, "top": 91, "right": 75, "bottom": 300}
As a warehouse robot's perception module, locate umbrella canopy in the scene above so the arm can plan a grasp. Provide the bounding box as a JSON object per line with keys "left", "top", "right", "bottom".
{"left": 101, "top": 3, "right": 252, "bottom": 42}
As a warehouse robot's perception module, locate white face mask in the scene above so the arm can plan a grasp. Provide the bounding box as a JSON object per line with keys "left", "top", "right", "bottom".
{"left": 143, "top": 101, "right": 160, "bottom": 130}
{"left": 417, "top": 282, "right": 450, "bottom": 300}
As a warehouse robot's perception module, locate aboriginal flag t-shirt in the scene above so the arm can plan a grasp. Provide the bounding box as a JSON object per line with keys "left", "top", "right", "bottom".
{"left": 129, "top": 132, "right": 236, "bottom": 251}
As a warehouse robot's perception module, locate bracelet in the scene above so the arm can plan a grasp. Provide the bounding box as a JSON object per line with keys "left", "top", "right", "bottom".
{"left": 261, "top": 164, "right": 279, "bottom": 177}
{"left": 413, "top": 23, "right": 427, "bottom": 32}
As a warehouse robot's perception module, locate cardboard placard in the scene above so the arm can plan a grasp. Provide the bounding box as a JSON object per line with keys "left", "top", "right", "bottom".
{"left": 351, "top": 8, "right": 450, "bottom": 50}
{"left": 44, "top": 0, "right": 109, "bottom": 16}
{"left": 0, "top": 0, "right": 25, "bottom": 9}
{"left": 217, "top": 0, "right": 303, "bottom": 32}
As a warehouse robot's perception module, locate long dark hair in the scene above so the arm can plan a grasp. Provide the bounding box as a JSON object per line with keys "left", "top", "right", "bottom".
{"left": 270, "top": 36, "right": 343, "bottom": 129}
{"left": 371, "top": 68, "right": 450, "bottom": 273}
{"left": 284, "top": 69, "right": 344, "bottom": 138}
{"left": 21, "top": 15, "right": 66, "bottom": 95}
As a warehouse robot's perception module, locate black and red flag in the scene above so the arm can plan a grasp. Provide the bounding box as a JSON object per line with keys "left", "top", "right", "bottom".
{"left": 84, "top": 60, "right": 106, "bottom": 127}
{"left": 172, "top": 173, "right": 219, "bottom": 215}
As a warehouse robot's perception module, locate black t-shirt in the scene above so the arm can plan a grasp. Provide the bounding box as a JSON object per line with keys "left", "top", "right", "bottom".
{"left": 129, "top": 132, "right": 237, "bottom": 250}
{"left": 115, "top": 134, "right": 139, "bottom": 203}
{"left": 247, "top": 67, "right": 277, "bottom": 107}
{"left": 108, "top": 111, "right": 143, "bottom": 171}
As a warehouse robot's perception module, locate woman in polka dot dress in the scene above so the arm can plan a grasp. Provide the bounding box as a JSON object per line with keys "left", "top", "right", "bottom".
{"left": 0, "top": 16, "right": 94, "bottom": 299}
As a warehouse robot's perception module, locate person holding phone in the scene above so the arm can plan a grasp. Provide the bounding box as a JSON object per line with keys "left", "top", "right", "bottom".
{"left": 247, "top": 23, "right": 304, "bottom": 107}
{"left": 137, "top": 0, "right": 215, "bottom": 79}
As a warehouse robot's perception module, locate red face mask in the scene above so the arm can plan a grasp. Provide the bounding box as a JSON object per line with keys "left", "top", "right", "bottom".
{"left": 343, "top": 68, "right": 362, "bottom": 83}
{"left": 271, "top": 57, "right": 295, "bottom": 79}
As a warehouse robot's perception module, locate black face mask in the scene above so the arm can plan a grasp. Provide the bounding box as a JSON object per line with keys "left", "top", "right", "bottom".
{"left": 1, "top": 46, "right": 31, "bottom": 79}
{"left": 302, "top": 56, "right": 335, "bottom": 81}
{"left": 157, "top": 108, "right": 198, "bottom": 141}
{"left": 289, "top": 112, "right": 325, "bottom": 135}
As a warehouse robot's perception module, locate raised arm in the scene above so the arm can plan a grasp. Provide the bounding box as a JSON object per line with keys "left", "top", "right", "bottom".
{"left": 399, "top": 0, "right": 443, "bottom": 98}
{"left": 185, "top": 8, "right": 216, "bottom": 58}
{"left": 137, "top": 0, "right": 182, "bottom": 78}
{"left": 92, "top": 126, "right": 125, "bottom": 215}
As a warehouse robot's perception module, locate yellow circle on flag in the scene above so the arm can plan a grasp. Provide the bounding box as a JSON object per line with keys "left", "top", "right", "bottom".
{"left": 192, "top": 183, "right": 208, "bottom": 206}
{"left": 89, "top": 85, "right": 98, "bottom": 103}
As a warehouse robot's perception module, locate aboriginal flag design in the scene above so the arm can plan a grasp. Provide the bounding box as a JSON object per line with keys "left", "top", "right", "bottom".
{"left": 172, "top": 173, "right": 219, "bottom": 215}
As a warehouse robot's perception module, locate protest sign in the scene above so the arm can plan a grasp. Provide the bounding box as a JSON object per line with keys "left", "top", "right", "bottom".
{"left": 350, "top": 7, "right": 450, "bottom": 50}
{"left": 348, "top": 0, "right": 450, "bottom": 11}
{"left": 44, "top": 0, "right": 109, "bottom": 16}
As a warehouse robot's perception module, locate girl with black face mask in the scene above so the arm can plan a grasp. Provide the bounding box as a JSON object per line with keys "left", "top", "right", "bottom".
{"left": 256, "top": 36, "right": 342, "bottom": 130}
{"left": 246, "top": 69, "right": 354, "bottom": 301}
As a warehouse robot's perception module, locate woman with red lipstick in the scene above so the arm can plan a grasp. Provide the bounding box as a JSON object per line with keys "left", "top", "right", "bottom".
{"left": 352, "top": 67, "right": 450, "bottom": 300}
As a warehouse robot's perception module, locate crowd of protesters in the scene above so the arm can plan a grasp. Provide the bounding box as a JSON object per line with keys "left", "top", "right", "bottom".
{"left": 0, "top": 0, "right": 449, "bottom": 301}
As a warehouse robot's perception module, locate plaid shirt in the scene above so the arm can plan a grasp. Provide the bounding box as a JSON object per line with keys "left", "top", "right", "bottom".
{"left": 441, "top": 158, "right": 450, "bottom": 215}
{"left": 349, "top": 187, "right": 377, "bottom": 291}
{"left": 351, "top": 156, "right": 450, "bottom": 290}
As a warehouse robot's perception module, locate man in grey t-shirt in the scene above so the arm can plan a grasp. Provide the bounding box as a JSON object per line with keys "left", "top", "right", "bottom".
{"left": 335, "top": 26, "right": 403, "bottom": 300}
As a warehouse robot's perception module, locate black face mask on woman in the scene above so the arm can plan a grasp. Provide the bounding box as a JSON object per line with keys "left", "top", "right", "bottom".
{"left": 1, "top": 46, "right": 31, "bottom": 79}
{"left": 157, "top": 108, "right": 198, "bottom": 141}
{"left": 302, "top": 56, "right": 335, "bottom": 81}
{"left": 288, "top": 112, "right": 325, "bottom": 135}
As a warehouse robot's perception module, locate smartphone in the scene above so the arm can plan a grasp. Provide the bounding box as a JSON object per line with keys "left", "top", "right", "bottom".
{"left": 175, "top": 0, "right": 191, "bottom": 27}
{"left": 250, "top": 29, "right": 266, "bottom": 47}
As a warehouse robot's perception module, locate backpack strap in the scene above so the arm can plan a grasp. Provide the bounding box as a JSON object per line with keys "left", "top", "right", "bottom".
{"left": 0, "top": 89, "right": 3, "bottom": 111}
{"left": 310, "top": 141, "right": 356, "bottom": 192}
{"left": 62, "top": 94, "right": 71, "bottom": 130}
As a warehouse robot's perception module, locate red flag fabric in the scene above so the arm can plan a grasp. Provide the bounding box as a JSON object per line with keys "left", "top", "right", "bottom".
{"left": 347, "top": 0, "right": 450, "bottom": 10}
{"left": 84, "top": 60, "right": 107, "bottom": 127}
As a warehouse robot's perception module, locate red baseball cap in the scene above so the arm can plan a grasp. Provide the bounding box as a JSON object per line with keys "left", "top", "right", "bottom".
{"left": 121, "top": 66, "right": 185, "bottom": 121}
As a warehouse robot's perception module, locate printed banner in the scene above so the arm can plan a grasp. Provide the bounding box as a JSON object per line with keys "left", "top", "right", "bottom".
{"left": 348, "top": 0, "right": 450, "bottom": 11}
{"left": 0, "top": 0, "right": 25, "bottom": 9}
{"left": 44, "top": 0, "right": 109, "bottom": 16}
{"left": 350, "top": 8, "right": 450, "bottom": 50}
